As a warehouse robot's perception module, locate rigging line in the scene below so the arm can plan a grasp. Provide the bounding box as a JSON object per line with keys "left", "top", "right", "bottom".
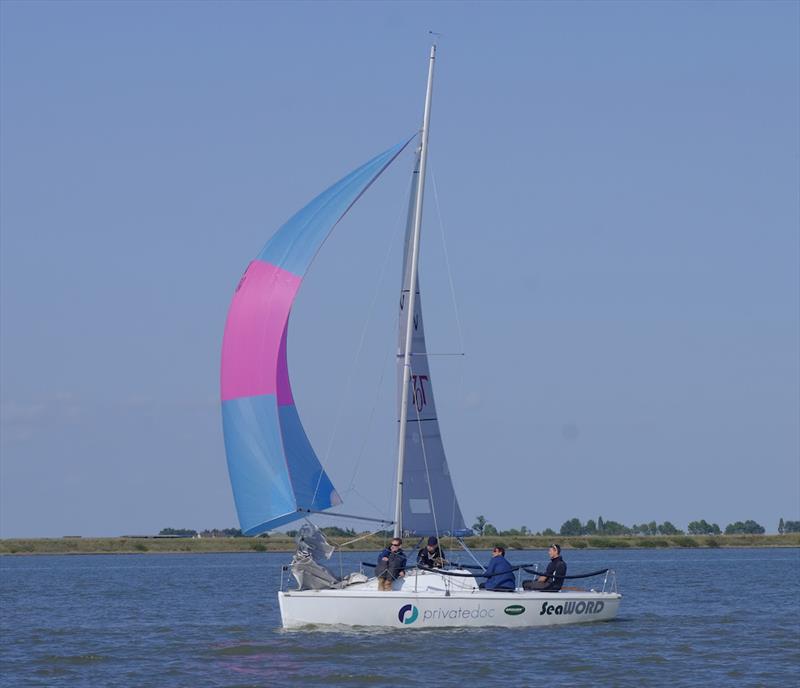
{"left": 431, "top": 165, "right": 467, "bottom": 538}
{"left": 380, "top": 167, "right": 426, "bottom": 527}
{"left": 342, "top": 216, "right": 411, "bottom": 501}
{"left": 340, "top": 486, "right": 384, "bottom": 515}
{"left": 311, "top": 168, "right": 412, "bottom": 506}
{"left": 430, "top": 166, "right": 466, "bottom": 355}
{"left": 412, "top": 388, "right": 456, "bottom": 545}
{"left": 447, "top": 459, "right": 457, "bottom": 538}
{"left": 405, "top": 352, "right": 465, "bottom": 357}
{"left": 336, "top": 526, "right": 387, "bottom": 549}
{"left": 344, "top": 487, "right": 393, "bottom": 527}
{"left": 297, "top": 508, "right": 392, "bottom": 525}
{"left": 457, "top": 537, "right": 486, "bottom": 571}
{"left": 412, "top": 380, "right": 441, "bottom": 543}
{"left": 345, "top": 349, "right": 392, "bottom": 495}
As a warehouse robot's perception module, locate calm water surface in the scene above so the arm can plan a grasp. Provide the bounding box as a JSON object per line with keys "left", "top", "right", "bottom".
{"left": 1, "top": 548, "right": 798, "bottom": 687}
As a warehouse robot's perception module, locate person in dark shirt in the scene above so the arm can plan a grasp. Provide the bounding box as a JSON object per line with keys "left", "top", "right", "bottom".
{"left": 479, "top": 545, "right": 516, "bottom": 591}
{"left": 376, "top": 538, "right": 407, "bottom": 591}
{"left": 417, "top": 536, "right": 446, "bottom": 568}
{"left": 532, "top": 543, "right": 567, "bottom": 591}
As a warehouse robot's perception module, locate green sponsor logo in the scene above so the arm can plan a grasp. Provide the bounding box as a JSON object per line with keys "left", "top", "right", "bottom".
{"left": 504, "top": 604, "right": 526, "bottom": 616}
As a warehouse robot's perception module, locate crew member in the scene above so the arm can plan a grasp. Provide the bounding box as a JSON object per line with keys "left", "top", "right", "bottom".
{"left": 417, "top": 536, "right": 445, "bottom": 568}
{"left": 532, "top": 543, "right": 567, "bottom": 591}
{"left": 376, "top": 538, "right": 406, "bottom": 591}
{"left": 480, "top": 545, "right": 515, "bottom": 591}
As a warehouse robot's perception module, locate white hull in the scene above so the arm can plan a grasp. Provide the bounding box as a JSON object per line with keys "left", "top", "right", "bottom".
{"left": 279, "top": 569, "right": 621, "bottom": 629}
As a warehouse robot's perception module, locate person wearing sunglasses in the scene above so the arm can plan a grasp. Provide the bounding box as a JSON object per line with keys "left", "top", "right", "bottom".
{"left": 479, "top": 545, "right": 515, "bottom": 591}
{"left": 376, "top": 538, "right": 407, "bottom": 591}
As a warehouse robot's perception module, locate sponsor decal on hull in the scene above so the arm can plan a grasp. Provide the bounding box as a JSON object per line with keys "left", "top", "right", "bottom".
{"left": 398, "top": 604, "right": 419, "bottom": 624}
{"left": 504, "top": 605, "right": 526, "bottom": 616}
{"left": 539, "top": 600, "right": 605, "bottom": 616}
{"left": 397, "top": 604, "right": 498, "bottom": 624}
{"left": 423, "top": 605, "right": 496, "bottom": 622}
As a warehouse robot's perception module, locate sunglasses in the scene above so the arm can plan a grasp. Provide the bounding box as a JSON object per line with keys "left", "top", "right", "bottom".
{"left": 391, "top": 543, "right": 401, "bottom": 547}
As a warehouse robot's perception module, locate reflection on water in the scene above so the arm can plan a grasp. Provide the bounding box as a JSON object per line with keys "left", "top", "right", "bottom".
{"left": 1, "top": 549, "right": 798, "bottom": 687}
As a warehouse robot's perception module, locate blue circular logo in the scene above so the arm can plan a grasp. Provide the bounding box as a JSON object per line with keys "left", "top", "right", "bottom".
{"left": 398, "top": 604, "right": 419, "bottom": 624}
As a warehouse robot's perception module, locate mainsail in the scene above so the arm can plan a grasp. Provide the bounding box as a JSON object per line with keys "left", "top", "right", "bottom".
{"left": 396, "top": 151, "right": 467, "bottom": 536}
{"left": 221, "top": 140, "right": 410, "bottom": 535}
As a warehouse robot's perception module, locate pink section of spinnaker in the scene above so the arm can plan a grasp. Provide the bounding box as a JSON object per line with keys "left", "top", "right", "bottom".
{"left": 220, "top": 260, "right": 301, "bottom": 402}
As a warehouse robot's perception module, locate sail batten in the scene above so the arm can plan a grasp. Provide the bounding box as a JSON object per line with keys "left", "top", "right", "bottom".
{"left": 221, "top": 140, "right": 411, "bottom": 535}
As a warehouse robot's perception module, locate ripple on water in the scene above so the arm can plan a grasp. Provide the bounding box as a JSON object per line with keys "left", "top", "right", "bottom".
{"left": 31, "top": 667, "right": 70, "bottom": 677}
{"left": 209, "top": 643, "right": 275, "bottom": 657}
{"left": 308, "top": 671, "right": 386, "bottom": 686}
{"left": 635, "top": 654, "right": 670, "bottom": 665}
{"left": 40, "top": 654, "right": 106, "bottom": 665}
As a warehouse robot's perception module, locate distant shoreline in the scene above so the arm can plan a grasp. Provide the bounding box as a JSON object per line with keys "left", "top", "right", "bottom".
{"left": 2, "top": 533, "right": 798, "bottom": 555}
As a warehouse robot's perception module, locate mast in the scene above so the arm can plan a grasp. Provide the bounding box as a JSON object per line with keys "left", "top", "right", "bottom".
{"left": 394, "top": 44, "right": 436, "bottom": 537}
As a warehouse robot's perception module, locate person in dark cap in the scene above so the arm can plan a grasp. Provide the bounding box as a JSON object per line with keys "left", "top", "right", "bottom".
{"left": 417, "top": 536, "right": 446, "bottom": 568}
{"left": 531, "top": 543, "right": 567, "bottom": 591}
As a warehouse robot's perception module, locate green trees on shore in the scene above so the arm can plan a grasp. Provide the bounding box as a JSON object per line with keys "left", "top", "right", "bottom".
{"left": 158, "top": 528, "right": 197, "bottom": 537}
{"left": 687, "top": 520, "right": 722, "bottom": 535}
{"left": 467, "top": 515, "right": 771, "bottom": 537}
{"left": 160, "top": 517, "right": 788, "bottom": 539}
{"left": 724, "top": 520, "right": 765, "bottom": 534}
{"left": 202, "top": 528, "right": 242, "bottom": 537}
{"left": 159, "top": 527, "right": 242, "bottom": 538}
{"left": 550, "top": 516, "right": 769, "bottom": 537}
{"left": 557, "top": 517, "right": 686, "bottom": 536}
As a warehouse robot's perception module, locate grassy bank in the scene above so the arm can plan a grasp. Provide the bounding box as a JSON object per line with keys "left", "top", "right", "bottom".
{"left": 2, "top": 533, "right": 798, "bottom": 555}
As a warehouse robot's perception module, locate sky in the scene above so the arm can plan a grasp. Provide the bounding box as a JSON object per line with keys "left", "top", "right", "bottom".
{"left": 1, "top": 0, "right": 798, "bottom": 538}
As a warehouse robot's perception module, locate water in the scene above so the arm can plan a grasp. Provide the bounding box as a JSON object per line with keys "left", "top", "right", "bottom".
{"left": 1, "top": 548, "right": 798, "bottom": 687}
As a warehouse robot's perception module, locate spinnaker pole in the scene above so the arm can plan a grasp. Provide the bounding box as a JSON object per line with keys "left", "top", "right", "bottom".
{"left": 394, "top": 44, "right": 436, "bottom": 538}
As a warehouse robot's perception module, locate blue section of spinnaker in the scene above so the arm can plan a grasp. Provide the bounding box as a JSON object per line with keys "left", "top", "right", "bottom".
{"left": 278, "top": 404, "right": 340, "bottom": 513}
{"left": 222, "top": 395, "right": 296, "bottom": 535}
{"left": 258, "top": 140, "right": 412, "bottom": 277}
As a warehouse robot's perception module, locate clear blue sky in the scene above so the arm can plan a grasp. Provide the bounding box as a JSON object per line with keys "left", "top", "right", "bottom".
{"left": 1, "top": 0, "right": 798, "bottom": 537}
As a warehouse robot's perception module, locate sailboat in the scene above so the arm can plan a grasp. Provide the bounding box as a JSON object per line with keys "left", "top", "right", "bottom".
{"left": 220, "top": 45, "right": 622, "bottom": 628}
